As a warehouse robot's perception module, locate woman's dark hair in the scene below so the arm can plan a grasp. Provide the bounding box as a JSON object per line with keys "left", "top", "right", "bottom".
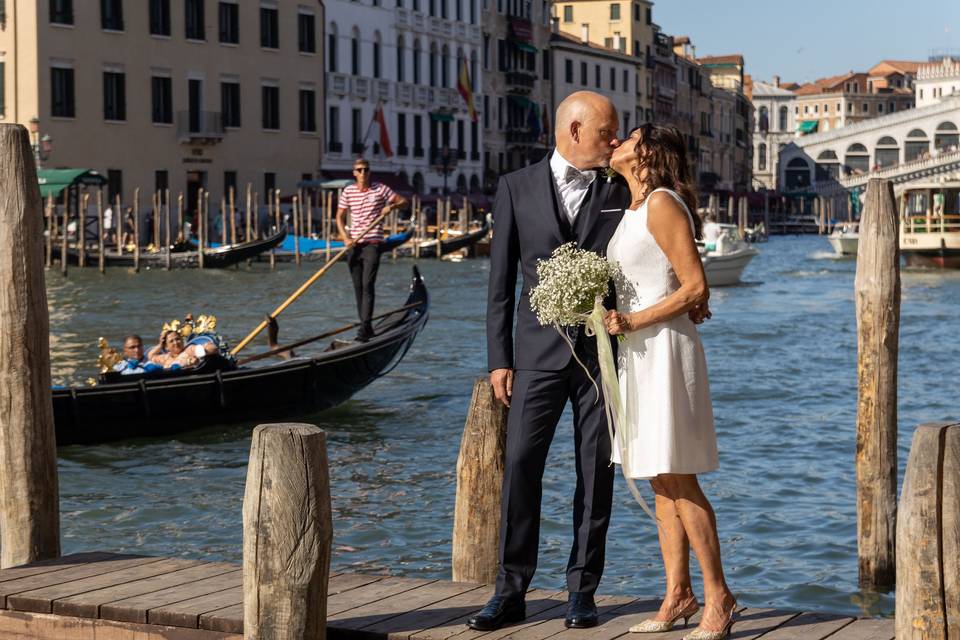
{"left": 630, "top": 123, "right": 702, "bottom": 239}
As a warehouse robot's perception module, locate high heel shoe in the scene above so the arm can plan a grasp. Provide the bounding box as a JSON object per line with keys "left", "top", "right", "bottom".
{"left": 682, "top": 601, "right": 737, "bottom": 640}
{"left": 629, "top": 600, "right": 699, "bottom": 633}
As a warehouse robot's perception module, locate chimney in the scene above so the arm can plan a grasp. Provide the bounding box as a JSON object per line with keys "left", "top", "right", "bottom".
{"left": 773, "top": 74, "right": 780, "bottom": 87}
{"left": 581, "top": 23, "right": 589, "bottom": 44}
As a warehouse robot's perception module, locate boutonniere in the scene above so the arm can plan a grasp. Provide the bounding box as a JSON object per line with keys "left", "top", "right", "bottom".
{"left": 603, "top": 168, "right": 619, "bottom": 183}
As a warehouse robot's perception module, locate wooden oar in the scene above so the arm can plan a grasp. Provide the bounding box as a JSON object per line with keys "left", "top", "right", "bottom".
{"left": 230, "top": 205, "right": 395, "bottom": 356}
{"left": 235, "top": 301, "right": 423, "bottom": 366}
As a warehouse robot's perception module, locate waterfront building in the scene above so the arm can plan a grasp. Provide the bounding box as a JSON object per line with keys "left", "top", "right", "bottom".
{"left": 481, "top": 0, "right": 552, "bottom": 185}
{"left": 325, "top": 0, "right": 484, "bottom": 194}
{"left": 0, "top": 0, "right": 324, "bottom": 212}
{"left": 748, "top": 77, "right": 797, "bottom": 190}
{"left": 916, "top": 56, "right": 960, "bottom": 107}
{"left": 549, "top": 28, "right": 637, "bottom": 137}
{"left": 668, "top": 36, "right": 709, "bottom": 183}
{"left": 552, "top": 0, "right": 654, "bottom": 124}
{"left": 697, "top": 54, "right": 752, "bottom": 192}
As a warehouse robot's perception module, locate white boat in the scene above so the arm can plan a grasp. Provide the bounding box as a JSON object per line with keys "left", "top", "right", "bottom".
{"left": 827, "top": 222, "right": 859, "bottom": 256}
{"left": 700, "top": 225, "right": 759, "bottom": 286}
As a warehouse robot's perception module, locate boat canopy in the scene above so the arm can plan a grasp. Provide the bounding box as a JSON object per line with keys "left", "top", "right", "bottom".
{"left": 37, "top": 169, "right": 107, "bottom": 198}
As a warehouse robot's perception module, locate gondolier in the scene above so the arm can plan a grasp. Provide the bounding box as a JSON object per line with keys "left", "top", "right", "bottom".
{"left": 336, "top": 158, "right": 408, "bottom": 342}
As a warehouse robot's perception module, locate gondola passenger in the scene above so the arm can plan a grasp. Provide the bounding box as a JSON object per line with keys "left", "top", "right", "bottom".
{"left": 148, "top": 330, "right": 219, "bottom": 370}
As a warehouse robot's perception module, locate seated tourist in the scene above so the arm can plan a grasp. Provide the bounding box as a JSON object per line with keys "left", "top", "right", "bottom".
{"left": 112, "top": 334, "right": 153, "bottom": 375}
{"left": 148, "top": 330, "right": 219, "bottom": 370}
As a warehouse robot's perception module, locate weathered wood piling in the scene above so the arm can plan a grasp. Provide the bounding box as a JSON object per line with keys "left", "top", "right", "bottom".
{"left": 0, "top": 124, "right": 61, "bottom": 568}
{"left": 854, "top": 178, "right": 900, "bottom": 590}
{"left": 452, "top": 378, "right": 507, "bottom": 584}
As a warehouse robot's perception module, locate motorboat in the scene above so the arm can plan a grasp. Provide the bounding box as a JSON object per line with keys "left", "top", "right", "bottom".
{"left": 700, "top": 224, "right": 759, "bottom": 286}
{"left": 827, "top": 222, "right": 859, "bottom": 256}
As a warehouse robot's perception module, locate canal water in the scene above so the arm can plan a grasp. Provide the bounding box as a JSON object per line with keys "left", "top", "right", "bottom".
{"left": 47, "top": 237, "right": 960, "bottom": 618}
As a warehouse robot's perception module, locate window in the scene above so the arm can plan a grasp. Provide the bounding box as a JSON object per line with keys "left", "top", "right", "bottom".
{"left": 156, "top": 170, "right": 169, "bottom": 199}
{"left": 609, "top": 67, "right": 615, "bottom": 91}
{"left": 103, "top": 71, "right": 126, "bottom": 121}
{"left": 565, "top": 58, "right": 573, "bottom": 83}
{"left": 264, "top": 173, "right": 275, "bottom": 203}
{"left": 580, "top": 61, "right": 587, "bottom": 86}
{"left": 414, "top": 114, "right": 423, "bottom": 155}
{"left": 471, "top": 120, "right": 478, "bottom": 158}
{"left": 328, "top": 26, "right": 338, "bottom": 72}
{"left": 398, "top": 113, "right": 407, "bottom": 154}
{"left": 483, "top": 34, "right": 489, "bottom": 70}
{"left": 413, "top": 40, "right": 421, "bottom": 84}
{"left": 149, "top": 0, "right": 171, "bottom": 35}
{"left": 542, "top": 49, "right": 550, "bottom": 79}
{"left": 221, "top": 81, "right": 241, "bottom": 127}
{"left": 456, "top": 0, "right": 461, "bottom": 20}
{"left": 594, "top": 64, "right": 600, "bottom": 88}
{"left": 645, "top": 6, "right": 651, "bottom": 23}
{"left": 351, "top": 108, "right": 362, "bottom": 147}
{"left": 878, "top": 103, "right": 884, "bottom": 113}
{"left": 298, "top": 11, "right": 316, "bottom": 53}
{"left": 623, "top": 69, "right": 628, "bottom": 93}
{"left": 441, "top": 44, "right": 449, "bottom": 87}
{"left": 457, "top": 120, "right": 465, "bottom": 156}
{"left": 758, "top": 143, "right": 766, "bottom": 171}
{"left": 633, "top": 2, "right": 639, "bottom": 20}
{"left": 223, "top": 171, "right": 237, "bottom": 197}
{"left": 101, "top": 0, "right": 123, "bottom": 30}
{"left": 397, "top": 36, "right": 405, "bottom": 81}
{"left": 862, "top": 103, "right": 868, "bottom": 113}
{"left": 262, "top": 84, "right": 279, "bottom": 130}
{"left": 604, "top": 37, "right": 612, "bottom": 49}
{"left": 219, "top": 2, "right": 239, "bottom": 43}
{"left": 260, "top": 5, "right": 279, "bottom": 48}
{"left": 429, "top": 43, "right": 437, "bottom": 86}
{"left": 299, "top": 88, "right": 316, "bottom": 132}
{"left": 328, "top": 106, "right": 341, "bottom": 150}
{"left": 107, "top": 170, "right": 123, "bottom": 203}
{"left": 185, "top": 0, "right": 205, "bottom": 39}
{"left": 441, "top": 0, "right": 448, "bottom": 18}
{"left": 609, "top": 3, "right": 619, "bottom": 19}
{"left": 151, "top": 76, "right": 173, "bottom": 124}
{"left": 50, "top": 0, "right": 74, "bottom": 25}
{"left": 373, "top": 35, "right": 382, "bottom": 78}
{"left": 352, "top": 31, "right": 360, "bottom": 76}
{"left": 563, "top": 5, "right": 572, "bottom": 21}
{"left": 51, "top": 67, "right": 75, "bottom": 117}
{"left": 483, "top": 94, "right": 489, "bottom": 128}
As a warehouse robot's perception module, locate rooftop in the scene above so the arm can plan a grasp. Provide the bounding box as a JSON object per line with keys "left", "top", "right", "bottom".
{"left": 751, "top": 81, "right": 796, "bottom": 98}
{"left": 549, "top": 32, "right": 636, "bottom": 62}
{"left": 696, "top": 54, "right": 744, "bottom": 67}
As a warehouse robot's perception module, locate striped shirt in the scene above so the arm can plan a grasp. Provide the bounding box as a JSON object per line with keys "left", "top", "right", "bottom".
{"left": 339, "top": 182, "right": 397, "bottom": 243}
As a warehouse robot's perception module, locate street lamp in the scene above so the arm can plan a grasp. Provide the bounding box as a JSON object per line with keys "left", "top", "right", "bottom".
{"left": 29, "top": 117, "right": 53, "bottom": 168}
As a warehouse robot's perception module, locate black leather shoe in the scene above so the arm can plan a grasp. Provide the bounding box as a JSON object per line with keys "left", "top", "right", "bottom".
{"left": 564, "top": 592, "right": 599, "bottom": 628}
{"left": 466, "top": 595, "right": 526, "bottom": 631}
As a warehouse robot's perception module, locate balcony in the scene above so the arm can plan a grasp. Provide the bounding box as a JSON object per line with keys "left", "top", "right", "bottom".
{"left": 351, "top": 142, "right": 366, "bottom": 154}
{"left": 327, "top": 72, "right": 349, "bottom": 97}
{"left": 505, "top": 71, "right": 536, "bottom": 93}
{"left": 177, "top": 111, "right": 224, "bottom": 144}
{"left": 374, "top": 79, "right": 391, "bottom": 102}
{"left": 429, "top": 17, "right": 453, "bottom": 38}
{"left": 416, "top": 86, "right": 433, "bottom": 107}
{"left": 351, "top": 77, "right": 370, "bottom": 100}
{"left": 397, "top": 83, "right": 415, "bottom": 106}
{"left": 328, "top": 141, "right": 343, "bottom": 153}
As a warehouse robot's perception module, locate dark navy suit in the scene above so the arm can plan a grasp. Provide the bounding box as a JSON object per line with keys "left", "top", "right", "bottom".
{"left": 486, "top": 153, "right": 629, "bottom": 598}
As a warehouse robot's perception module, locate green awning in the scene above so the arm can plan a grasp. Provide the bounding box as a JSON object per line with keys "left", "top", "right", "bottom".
{"left": 429, "top": 112, "right": 454, "bottom": 122}
{"left": 511, "top": 40, "right": 538, "bottom": 54}
{"left": 797, "top": 120, "right": 819, "bottom": 134}
{"left": 37, "top": 169, "right": 106, "bottom": 198}
{"left": 508, "top": 95, "right": 533, "bottom": 109}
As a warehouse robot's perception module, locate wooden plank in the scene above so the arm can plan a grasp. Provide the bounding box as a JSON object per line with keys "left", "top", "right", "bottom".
{"left": 54, "top": 560, "right": 236, "bottom": 619}
{"left": 13, "top": 557, "right": 199, "bottom": 614}
{"left": 101, "top": 570, "right": 241, "bottom": 624}
{"left": 329, "top": 572, "right": 384, "bottom": 595}
{"left": 415, "top": 589, "right": 565, "bottom": 640}
{"left": 201, "top": 602, "right": 244, "bottom": 634}
{"left": 148, "top": 583, "right": 243, "bottom": 628}
{"left": 753, "top": 611, "right": 854, "bottom": 639}
{"left": 367, "top": 583, "right": 494, "bottom": 640}
{"left": 714, "top": 607, "right": 799, "bottom": 640}
{"left": 0, "top": 608, "right": 242, "bottom": 639}
{"left": 327, "top": 576, "right": 436, "bottom": 616}
{"left": 823, "top": 617, "right": 895, "bottom": 640}
{"left": 500, "top": 595, "right": 633, "bottom": 640}
{"left": 0, "top": 554, "right": 153, "bottom": 608}
{"left": 0, "top": 552, "right": 118, "bottom": 584}
{"left": 329, "top": 579, "right": 482, "bottom": 633}
{"left": 547, "top": 598, "right": 661, "bottom": 640}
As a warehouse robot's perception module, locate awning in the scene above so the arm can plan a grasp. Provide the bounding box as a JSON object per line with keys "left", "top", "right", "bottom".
{"left": 797, "top": 120, "right": 819, "bottom": 135}
{"left": 37, "top": 168, "right": 107, "bottom": 198}
{"left": 429, "top": 111, "right": 455, "bottom": 122}
{"left": 508, "top": 95, "right": 533, "bottom": 109}
{"left": 511, "top": 40, "right": 538, "bottom": 54}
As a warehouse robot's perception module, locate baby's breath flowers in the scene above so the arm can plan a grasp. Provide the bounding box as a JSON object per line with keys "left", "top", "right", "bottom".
{"left": 529, "top": 243, "right": 619, "bottom": 327}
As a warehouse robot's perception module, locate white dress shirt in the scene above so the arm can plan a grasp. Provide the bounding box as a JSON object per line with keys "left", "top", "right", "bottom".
{"left": 550, "top": 150, "right": 597, "bottom": 224}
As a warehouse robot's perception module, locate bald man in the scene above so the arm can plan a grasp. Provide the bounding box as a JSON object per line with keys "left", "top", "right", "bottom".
{"left": 473, "top": 92, "right": 631, "bottom": 631}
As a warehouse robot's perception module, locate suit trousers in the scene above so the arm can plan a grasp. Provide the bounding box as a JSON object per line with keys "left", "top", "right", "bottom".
{"left": 495, "top": 337, "right": 615, "bottom": 598}
{"left": 347, "top": 242, "right": 382, "bottom": 337}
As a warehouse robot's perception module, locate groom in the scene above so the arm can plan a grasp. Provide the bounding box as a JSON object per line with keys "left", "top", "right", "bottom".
{"left": 470, "top": 91, "right": 630, "bottom": 631}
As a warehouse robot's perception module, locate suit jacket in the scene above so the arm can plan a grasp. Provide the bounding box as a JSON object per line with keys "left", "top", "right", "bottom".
{"left": 486, "top": 153, "right": 630, "bottom": 372}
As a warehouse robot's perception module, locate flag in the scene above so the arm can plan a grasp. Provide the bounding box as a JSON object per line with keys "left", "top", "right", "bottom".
{"left": 457, "top": 57, "right": 478, "bottom": 123}
{"left": 364, "top": 102, "right": 394, "bottom": 157}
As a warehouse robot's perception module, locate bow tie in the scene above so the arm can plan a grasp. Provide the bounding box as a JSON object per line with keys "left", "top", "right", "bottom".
{"left": 563, "top": 165, "right": 597, "bottom": 186}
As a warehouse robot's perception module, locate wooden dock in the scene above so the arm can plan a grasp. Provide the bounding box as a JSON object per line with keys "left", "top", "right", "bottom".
{"left": 0, "top": 552, "right": 892, "bottom": 639}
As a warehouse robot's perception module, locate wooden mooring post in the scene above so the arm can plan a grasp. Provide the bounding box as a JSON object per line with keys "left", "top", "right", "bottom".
{"left": 896, "top": 422, "right": 960, "bottom": 639}
{"left": 0, "top": 125, "right": 60, "bottom": 568}
{"left": 452, "top": 378, "right": 508, "bottom": 583}
{"left": 243, "top": 423, "right": 332, "bottom": 639}
{"left": 854, "top": 178, "right": 900, "bottom": 590}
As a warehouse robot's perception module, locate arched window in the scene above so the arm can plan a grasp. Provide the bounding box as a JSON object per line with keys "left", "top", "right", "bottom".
{"left": 785, "top": 157, "right": 811, "bottom": 190}
{"left": 758, "top": 143, "right": 767, "bottom": 171}
{"left": 844, "top": 143, "right": 869, "bottom": 175}
{"left": 778, "top": 105, "right": 788, "bottom": 132}
{"left": 469, "top": 0, "right": 476, "bottom": 23}
{"left": 905, "top": 128, "right": 929, "bottom": 162}
{"left": 441, "top": 44, "right": 450, "bottom": 88}
{"left": 456, "top": 173, "right": 467, "bottom": 193}
{"left": 758, "top": 106, "right": 769, "bottom": 134}
{"left": 413, "top": 39, "right": 421, "bottom": 84}
{"left": 327, "top": 23, "right": 338, "bottom": 73}
{"left": 469, "top": 174, "right": 480, "bottom": 193}
{"left": 816, "top": 150, "right": 840, "bottom": 181}
{"left": 429, "top": 42, "right": 438, "bottom": 87}
{"left": 935, "top": 121, "right": 959, "bottom": 151}
{"left": 398, "top": 171, "right": 410, "bottom": 187}
{"left": 397, "top": 35, "right": 406, "bottom": 82}
{"left": 373, "top": 31, "right": 382, "bottom": 79}
{"left": 413, "top": 172, "right": 425, "bottom": 194}
{"left": 351, "top": 28, "right": 360, "bottom": 76}
{"left": 875, "top": 135, "right": 899, "bottom": 168}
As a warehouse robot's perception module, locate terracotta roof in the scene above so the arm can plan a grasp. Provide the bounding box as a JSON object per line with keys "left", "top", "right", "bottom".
{"left": 697, "top": 54, "right": 744, "bottom": 67}
{"left": 549, "top": 32, "right": 635, "bottom": 60}
{"left": 869, "top": 60, "right": 922, "bottom": 75}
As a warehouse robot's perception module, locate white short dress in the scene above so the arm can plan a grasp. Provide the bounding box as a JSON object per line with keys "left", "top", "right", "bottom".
{"left": 607, "top": 188, "right": 719, "bottom": 479}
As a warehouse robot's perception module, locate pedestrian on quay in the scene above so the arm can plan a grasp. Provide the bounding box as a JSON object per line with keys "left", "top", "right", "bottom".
{"left": 336, "top": 158, "right": 408, "bottom": 342}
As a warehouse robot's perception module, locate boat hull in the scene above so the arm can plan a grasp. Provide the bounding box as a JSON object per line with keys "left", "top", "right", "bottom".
{"left": 827, "top": 235, "right": 859, "bottom": 256}
{"left": 52, "top": 268, "right": 429, "bottom": 445}
{"left": 702, "top": 249, "right": 758, "bottom": 286}
{"left": 902, "top": 248, "right": 960, "bottom": 269}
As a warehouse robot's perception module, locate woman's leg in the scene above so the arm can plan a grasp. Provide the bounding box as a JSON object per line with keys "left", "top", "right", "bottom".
{"left": 648, "top": 477, "right": 697, "bottom": 621}
{"left": 658, "top": 474, "right": 735, "bottom": 631}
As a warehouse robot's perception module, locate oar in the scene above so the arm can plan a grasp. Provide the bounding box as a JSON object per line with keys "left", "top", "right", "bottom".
{"left": 235, "top": 301, "right": 423, "bottom": 366}
{"left": 230, "top": 206, "right": 395, "bottom": 356}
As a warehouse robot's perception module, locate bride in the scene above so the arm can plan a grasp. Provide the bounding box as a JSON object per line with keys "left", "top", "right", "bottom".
{"left": 603, "top": 123, "right": 737, "bottom": 640}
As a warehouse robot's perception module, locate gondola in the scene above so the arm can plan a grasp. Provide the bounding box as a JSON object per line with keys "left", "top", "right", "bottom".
{"left": 52, "top": 267, "right": 429, "bottom": 446}
{"left": 52, "top": 228, "right": 287, "bottom": 269}
{"left": 271, "top": 225, "right": 415, "bottom": 262}
{"left": 404, "top": 214, "right": 491, "bottom": 258}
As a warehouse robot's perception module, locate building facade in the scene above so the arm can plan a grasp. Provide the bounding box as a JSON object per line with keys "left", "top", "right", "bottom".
{"left": 916, "top": 56, "right": 960, "bottom": 107}
{"left": 479, "top": 0, "right": 552, "bottom": 187}
{"left": 0, "top": 0, "right": 325, "bottom": 211}
{"left": 697, "top": 54, "right": 751, "bottom": 191}
{"left": 325, "top": 0, "right": 484, "bottom": 194}
{"left": 748, "top": 78, "right": 796, "bottom": 190}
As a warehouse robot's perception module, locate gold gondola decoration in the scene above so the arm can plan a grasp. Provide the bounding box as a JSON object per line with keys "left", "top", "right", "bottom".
{"left": 96, "top": 337, "right": 122, "bottom": 374}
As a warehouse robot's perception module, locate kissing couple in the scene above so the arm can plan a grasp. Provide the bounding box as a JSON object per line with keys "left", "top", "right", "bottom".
{"left": 473, "top": 91, "right": 737, "bottom": 639}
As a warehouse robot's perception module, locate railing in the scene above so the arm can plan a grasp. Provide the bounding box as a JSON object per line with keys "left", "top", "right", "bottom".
{"left": 902, "top": 214, "right": 960, "bottom": 235}
{"left": 817, "top": 148, "right": 960, "bottom": 192}
{"left": 505, "top": 71, "right": 535, "bottom": 90}
{"left": 351, "top": 77, "right": 370, "bottom": 100}
{"left": 328, "top": 141, "right": 343, "bottom": 153}
{"left": 396, "top": 83, "right": 414, "bottom": 105}
{"left": 327, "top": 73, "right": 349, "bottom": 96}
{"left": 374, "top": 79, "right": 391, "bottom": 101}
{"left": 176, "top": 111, "right": 224, "bottom": 142}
